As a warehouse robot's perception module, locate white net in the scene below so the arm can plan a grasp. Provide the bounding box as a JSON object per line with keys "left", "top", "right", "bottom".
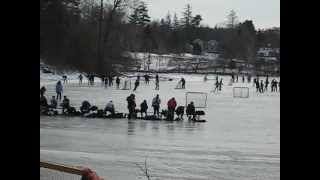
{"left": 175, "top": 81, "right": 183, "bottom": 89}
{"left": 185, "top": 92, "right": 208, "bottom": 108}
{"left": 121, "top": 79, "right": 131, "bottom": 90}
{"left": 233, "top": 87, "right": 249, "bottom": 98}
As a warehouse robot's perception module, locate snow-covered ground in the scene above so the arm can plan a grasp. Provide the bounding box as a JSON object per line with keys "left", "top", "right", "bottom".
{"left": 40, "top": 68, "right": 280, "bottom": 180}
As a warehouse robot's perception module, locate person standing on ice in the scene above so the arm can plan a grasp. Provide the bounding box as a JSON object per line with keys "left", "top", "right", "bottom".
{"left": 155, "top": 74, "right": 159, "bottom": 90}
{"left": 78, "top": 74, "right": 83, "bottom": 85}
{"left": 56, "top": 81, "right": 63, "bottom": 101}
{"left": 167, "top": 97, "right": 177, "bottom": 121}
{"left": 116, "top": 76, "right": 120, "bottom": 89}
{"left": 265, "top": 77, "right": 269, "bottom": 92}
{"left": 181, "top": 78, "right": 186, "bottom": 89}
{"left": 242, "top": 75, "right": 245, "bottom": 83}
{"left": 104, "top": 76, "right": 108, "bottom": 88}
{"left": 231, "top": 73, "right": 234, "bottom": 83}
{"left": 219, "top": 78, "right": 223, "bottom": 91}
{"left": 133, "top": 79, "right": 140, "bottom": 91}
{"left": 213, "top": 79, "right": 219, "bottom": 93}
{"left": 236, "top": 74, "right": 239, "bottom": 82}
{"left": 62, "top": 75, "right": 67, "bottom": 84}
{"left": 152, "top": 94, "right": 161, "bottom": 117}
{"left": 259, "top": 80, "right": 264, "bottom": 93}
{"left": 126, "top": 94, "right": 136, "bottom": 119}
{"left": 255, "top": 79, "right": 260, "bottom": 92}
{"left": 108, "top": 75, "right": 113, "bottom": 87}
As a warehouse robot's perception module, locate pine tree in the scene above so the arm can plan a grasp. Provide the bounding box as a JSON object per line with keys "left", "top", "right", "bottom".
{"left": 165, "top": 11, "right": 172, "bottom": 30}
{"left": 191, "top": 14, "right": 202, "bottom": 27}
{"left": 181, "top": 4, "right": 192, "bottom": 28}
{"left": 172, "top": 12, "right": 179, "bottom": 30}
{"left": 128, "top": 1, "right": 150, "bottom": 26}
{"left": 128, "top": 8, "right": 140, "bottom": 24}
{"left": 137, "top": 1, "right": 150, "bottom": 26}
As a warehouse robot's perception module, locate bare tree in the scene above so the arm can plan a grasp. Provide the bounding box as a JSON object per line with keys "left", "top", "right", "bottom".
{"left": 226, "top": 9, "right": 238, "bottom": 28}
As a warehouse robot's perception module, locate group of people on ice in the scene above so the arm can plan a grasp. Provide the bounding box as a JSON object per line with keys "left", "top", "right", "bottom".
{"left": 41, "top": 83, "right": 198, "bottom": 120}
{"left": 126, "top": 93, "right": 198, "bottom": 121}
{"left": 254, "top": 75, "right": 280, "bottom": 93}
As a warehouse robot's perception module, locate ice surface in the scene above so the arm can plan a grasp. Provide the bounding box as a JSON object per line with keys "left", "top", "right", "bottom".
{"left": 40, "top": 71, "right": 280, "bottom": 180}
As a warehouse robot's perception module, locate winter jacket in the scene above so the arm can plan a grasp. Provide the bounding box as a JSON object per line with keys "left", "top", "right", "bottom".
{"left": 152, "top": 97, "right": 161, "bottom": 107}
{"left": 56, "top": 83, "right": 63, "bottom": 93}
{"left": 167, "top": 99, "right": 177, "bottom": 109}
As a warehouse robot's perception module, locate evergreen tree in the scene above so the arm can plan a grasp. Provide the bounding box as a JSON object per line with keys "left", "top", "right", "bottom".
{"left": 137, "top": 1, "right": 150, "bottom": 26}
{"left": 128, "top": 1, "right": 150, "bottom": 26}
{"left": 181, "top": 4, "right": 192, "bottom": 28}
{"left": 173, "top": 12, "right": 179, "bottom": 30}
{"left": 191, "top": 14, "right": 202, "bottom": 27}
{"left": 165, "top": 11, "right": 172, "bottom": 30}
{"left": 128, "top": 7, "right": 140, "bottom": 24}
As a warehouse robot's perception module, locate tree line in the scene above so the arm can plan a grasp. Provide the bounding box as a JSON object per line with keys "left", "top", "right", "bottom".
{"left": 40, "top": 0, "right": 280, "bottom": 74}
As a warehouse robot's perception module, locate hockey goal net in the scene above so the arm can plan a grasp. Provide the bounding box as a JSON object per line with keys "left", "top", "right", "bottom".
{"left": 233, "top": 87, "right": 249, "bottom": 98}
{"left": 121, "top": 79, "right": 131, "bottom": 90}
{"left": 40, "top": 161, "right": 103, "bottom": 180}
{"left": 185, "top": 92, "right": 208, "bottom": 108}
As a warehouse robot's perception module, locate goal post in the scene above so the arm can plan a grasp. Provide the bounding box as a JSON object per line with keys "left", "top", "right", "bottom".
{"left": 233, "top": 87, "right": 249, "bottom": 98}
{"left": 185, "top": 92, "right": 208, "bottom": 108}
{"left": 121, "top": 79, "right": 131, "bottom": 90}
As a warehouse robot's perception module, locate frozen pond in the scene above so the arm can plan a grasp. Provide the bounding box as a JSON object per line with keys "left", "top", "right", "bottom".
{"left": 40, "top": 74, "right": 280, "bottom": 180}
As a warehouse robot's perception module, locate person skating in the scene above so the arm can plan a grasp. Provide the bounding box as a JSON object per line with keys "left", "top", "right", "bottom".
{"left": 108, "top": 75, "right": 113, "bottom": 87}
{"left": 62, "top": 75, "right": 67, "bottom": 84}
{"left": 155, "top": 74, "right": 159, "bottom": 90}
{"left": 167, "top": 97, "right": 177, "bottom": 121}
{"left": 152, "top": 94, "right": 161, "bottom": 118}
{"left": 140, "top": 100, "right": 148, "bottom": 118}
{"left": 78, "top": 74, "right": 83, "bottom": 85}
{"left": 219, "top": 79, "right": 223, "bottom": 91}
{"left": 181, "top": 78, "right": 186, "bottom": 89}
{"left": 133, "top": 79, "right": 140, "bottom": 91}
{"left": 265, "top": 78, "right": 269, "bottom": 92}
{"left": 56, "top": 81, "right": 63, "bottom": 101}
{"left": 144, "top": 74, "right": 150, "bottom": 84}
{"left": 186, "top": 102, "right": 196, "bottom": 120}
{"left": 259, "top": 80, "right": 264, "bottom": 93}
{"left": 116, "top": 76, "right": 120, "bottom": 89}
{"left": 126, "top": 94, "right": 136, "bottom": 119}
{"left": 105, "top": 100, "right": 115, "bottom": 116}
{"left": 231, "top": 73, "right": 234, "bottom": 83}
{"left": 255, "top": 79, "right": 260, "bottom": 92}
{"left": 104, "top": 76, "right": 108, "bottom": 88}
{"left": 213, "top": 79, "right": 219, "bottom": 93}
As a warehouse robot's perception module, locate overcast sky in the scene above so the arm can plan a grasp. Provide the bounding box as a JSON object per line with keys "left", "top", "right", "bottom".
{"left": 143, "top": 0, "right": 280, "bottom": 29}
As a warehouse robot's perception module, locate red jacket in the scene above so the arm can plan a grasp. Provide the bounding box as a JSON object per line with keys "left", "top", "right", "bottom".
{"left": 167, "top": 98, "right": 177, "bottom": 109}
